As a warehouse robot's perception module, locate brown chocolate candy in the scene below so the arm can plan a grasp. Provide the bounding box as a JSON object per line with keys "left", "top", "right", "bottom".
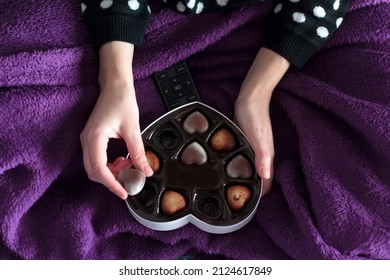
{"left": 210, "top": 128, "right": 237, "bottom": 152}
{"left": 161, "top": 190, "right": 186, "bottom": 216}
{"left": 145, "top": 150, "right": 161, "bottom": 172}
{"left": 226, "top": 185, "right": 252, "bottom": 211}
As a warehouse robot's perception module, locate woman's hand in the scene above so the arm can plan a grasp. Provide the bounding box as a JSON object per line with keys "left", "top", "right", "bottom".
{"left": 80, "top": 42, "right": 153, "bottom": 199}
{"left": 235, "top": 48, "right": 290, "bottom": 196}
{"left": 235, "top": 95, "right": 275, "bottom": 196}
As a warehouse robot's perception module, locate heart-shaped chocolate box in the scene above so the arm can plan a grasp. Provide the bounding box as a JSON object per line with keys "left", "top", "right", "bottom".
{"left": 125, "top": 102, "right": 262, "bottom": 234}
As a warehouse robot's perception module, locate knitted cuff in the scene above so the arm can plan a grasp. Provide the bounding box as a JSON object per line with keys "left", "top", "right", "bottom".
{"left": 85, "top": 15, "right": 150, "bottom": 48}
{"left": 262, "top": 25, "right": 320, "bottom": 69}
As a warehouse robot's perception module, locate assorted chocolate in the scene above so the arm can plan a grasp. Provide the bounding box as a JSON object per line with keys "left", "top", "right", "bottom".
{"left": 226, "top": 185, "right": 253, "bottom": 211}
{"left": 125, "top": 102, "right": 262, "bottom": 232}
{"left": 226, "top": 155, "right": 253, "bottom": 179}
{"left": 145, "top": 150, "right": 161, "bottom": 172}
{"left": 180, "top": 141, "right": 208, "bottom": 165}
{"left": 118, "top": 168, "right": 146, "bottom": 196}
{"left": 210, "top": 127, "right": 237, "bottom": 152}
{"left": 161, "top": 190, "right": 187, "bottom": 216}
{"left": 183, "top": 111, "right": 209, "bottom": 134}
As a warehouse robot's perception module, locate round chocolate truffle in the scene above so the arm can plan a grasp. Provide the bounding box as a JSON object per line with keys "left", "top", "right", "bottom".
{"left": 183, "top": 111, "right": 209, "bottom": 134}
{"left": 161, "top": 190, "right": 186, "bottom": 216}
{"left": 145, "top": 150, "right": 161, "bottom": 172}
{"left": 210, "top": 128, "right": 237, "bottom": 152}
{"left": 226, "top": 185, "right": 252, "bottom": 211}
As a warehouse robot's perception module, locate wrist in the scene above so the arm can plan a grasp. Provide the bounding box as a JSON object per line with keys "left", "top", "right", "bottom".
{"left": 238, "top": 47, "right": 290, "bottom": 102}
{"left": 98, "top": 41, "right": 135, "bottom": 89}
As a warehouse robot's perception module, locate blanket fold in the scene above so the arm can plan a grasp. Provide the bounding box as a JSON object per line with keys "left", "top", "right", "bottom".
{"left": 0, "top": 0, "right": 389, "bottom": 259}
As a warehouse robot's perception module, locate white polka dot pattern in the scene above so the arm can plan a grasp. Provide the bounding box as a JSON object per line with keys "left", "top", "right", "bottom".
{"left": 317, "top": 26, "right": 329, "bottom": 38}
{"left": 196, "top": 2, "right": 204, "bottom": 14}
{"left": 292, "top": 12, "right": 306, "bottom": 23}
{"left": 81, "top": 3, "right": 86, "bottom": 13}
{"left": 333, "top": 0, "right": 340, "bottom": 10}
{"left": 187, "top": 0, "right": 196, "bottom": 9}
{"left": 336, "top": 17, "right": 343, "bottom": 28}
{"left": 176, "top": 1, "right": 186, "bottom": 12}
{"left": 313, "top": 6, "right": 326, "bottom": 18}
{"left": 274, "top": 3, "right": 282, "bottom": 14}
{"left": 100, "top": 0, "right": 113, "bottom": 9}
{"left": 280, "top": 1, "right": 345, "bottom": 40}
{"left": 216, "top": 0, "right": 229, "bottom": 7}
{"left": 128, "top": 0, "right": 140, "bottom": 11}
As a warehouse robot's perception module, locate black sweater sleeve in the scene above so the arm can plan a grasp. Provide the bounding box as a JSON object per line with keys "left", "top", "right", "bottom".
{"left": 81, "top": 0, "right": 151, "bottom": 47}
{"left": 262, "top": 0, "right": 350, "bottom": 68}
{"left": 81, "top": 0, "right": 350, "bottom": 68}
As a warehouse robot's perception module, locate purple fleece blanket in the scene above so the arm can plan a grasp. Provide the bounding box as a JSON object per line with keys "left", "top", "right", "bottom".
{"left": 0, "top": 0, "right": 389, "bottom": 260}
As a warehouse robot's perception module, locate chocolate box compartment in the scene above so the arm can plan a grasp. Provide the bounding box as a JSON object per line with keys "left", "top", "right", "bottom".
{"left": 125, "top": 102, "right": 262, "bottom": 234}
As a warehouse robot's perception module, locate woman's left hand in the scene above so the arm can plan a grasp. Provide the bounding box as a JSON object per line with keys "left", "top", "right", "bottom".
{"left": 234, "top": 47, "right": 290, "bottom": 197}
{"left": 235, "top": 94, "right": 275, "bottom": 196}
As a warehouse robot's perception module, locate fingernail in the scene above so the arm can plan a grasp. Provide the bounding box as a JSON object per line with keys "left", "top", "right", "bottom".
{"left": 143, "top": 165, "right": 153, "bottom": 176}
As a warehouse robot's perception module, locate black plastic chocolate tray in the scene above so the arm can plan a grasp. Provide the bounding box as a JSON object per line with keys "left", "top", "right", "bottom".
{"left": 125, "top": 102, "right": 262, "bottom": 234}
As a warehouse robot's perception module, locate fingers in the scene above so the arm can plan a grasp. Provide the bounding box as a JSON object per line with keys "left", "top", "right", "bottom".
{"left": 108, "top": 157, "right": 132, "bottom": 179}
{"left": 81, "top": 132, "right": 128, "bottom": 200}
{"left": 248, "top": 129, "right": 275, "bottom": 197}
{"left": 235, "top": 105, "right": 275, "bottom": 197}
{"left": 243, "top": 123, "right": 273, "bottom": 176}
{"left": 122, "top": 127, "right": 153, "bottom": 177}
{"left": 261, "top": 173, "right": 273, "bottom": 198}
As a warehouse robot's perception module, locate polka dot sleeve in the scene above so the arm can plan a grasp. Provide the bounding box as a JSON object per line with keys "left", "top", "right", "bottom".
{"left": 263, "top": 0, "right": 350, "bottom": 68}
{"left": 81, "top": 0, "right": 151, "bottom": 47}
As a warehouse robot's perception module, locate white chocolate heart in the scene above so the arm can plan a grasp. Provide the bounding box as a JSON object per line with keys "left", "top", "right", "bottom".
{"left": 180, "top": 141, "right": 207, "bottom": 165}
{"left": 183, "top": 111, "right": 209, "bottom": 134}
{"left": 118, "top": 169, "right": 146, "bottom": 196}
{"left": 226, "top": 155, "right": 252, "bottom": 179}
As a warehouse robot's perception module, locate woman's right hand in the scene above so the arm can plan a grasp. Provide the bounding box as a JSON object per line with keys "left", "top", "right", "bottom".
{"left": 80, "top": 42, "right": 153, "bottom": 199}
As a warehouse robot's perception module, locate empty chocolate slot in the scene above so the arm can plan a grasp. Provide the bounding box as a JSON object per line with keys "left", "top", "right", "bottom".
{"left": 153, "top": 124, "right": 182, "bottom": 151}
{"left": 135, "top": 181, "right": 157, "bottom": 210}
{"left": 196, "top": 193, "right": 222, "bottom": 220}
